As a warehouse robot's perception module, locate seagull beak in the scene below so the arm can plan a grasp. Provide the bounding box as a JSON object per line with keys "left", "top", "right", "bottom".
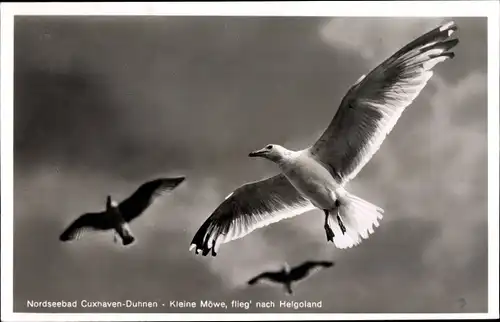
{"left": 249, "top": 148, "right": 267, "bottom": 157}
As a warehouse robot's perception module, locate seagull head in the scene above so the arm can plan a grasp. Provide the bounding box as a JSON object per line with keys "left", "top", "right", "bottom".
{"left": 249, "top": 144, "right": 290, "bottom": 162}
{"left": 105, "top": 195, "right": 118, "bottom": 211}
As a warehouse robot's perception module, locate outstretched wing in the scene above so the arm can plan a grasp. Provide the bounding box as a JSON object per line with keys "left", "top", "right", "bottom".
{"left": 289, "top": 260, "right": 335, "bottom": 281}
{"left": 189, "top": 174, "right": 316, "bottom": 256}
{"left": 119, "top": 177, "right": 185, "bottom": 222}
{"left": 59, "top": 212, "right": 113, "bottom": 241}
{"left": 308, "top": 21, "right": 459, "bottom": 184}
{"left": 248, "top": 271, "right": 286, "bottom": 285}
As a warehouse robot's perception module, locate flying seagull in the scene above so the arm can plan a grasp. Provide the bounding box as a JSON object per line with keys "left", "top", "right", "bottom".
{"left": 190, "top": 21, "right": 459, "bottom": 256}
{"left": 59, "top": 177, "right": 185, "bottom": 246}
{"left": 247, "top": 260, "right": 334, "bottom": 295}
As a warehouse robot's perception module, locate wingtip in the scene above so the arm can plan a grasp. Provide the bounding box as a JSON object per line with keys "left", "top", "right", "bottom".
{"left": 189, "top": 242, "right": 218, "bottom": 257}
{"left": 444, "top": 52, "right": 456, "bottom": 60}
{"left": 189, "top": 243, "right": 203, "bottom": 255}
{"left": 189, "top": 218, "right": 220, "bottom": 257}
{"left": 59, "top": 231, "right": 70, "bottom": 242}
{"left": 201, "top": 247, "right": 211, "bottom": 256}
{"left": 439, "top": 21, "right": 456, "bottom": 32}
{"left": 444, "top": 21, "right": 457, "bottom": 38}
{"left": 172, "top": 176, "right": 186, "bottom": 185}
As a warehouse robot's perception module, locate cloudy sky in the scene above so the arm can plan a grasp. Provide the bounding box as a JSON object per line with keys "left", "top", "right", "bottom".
{"left": 13, "top": 16, "right": 487, "bottom": 314}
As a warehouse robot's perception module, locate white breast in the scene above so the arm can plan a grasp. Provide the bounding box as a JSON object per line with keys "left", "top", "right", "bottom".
{"left": 279, "top": 152, "right": 341, "bottom": 210}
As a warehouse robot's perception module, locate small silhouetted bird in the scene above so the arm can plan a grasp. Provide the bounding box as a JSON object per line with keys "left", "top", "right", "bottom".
{"left": 247, "top": 260, "right": 334, "bottom": 295}
{"left": 59, "top": 177, "right": 185, "bottom": 246}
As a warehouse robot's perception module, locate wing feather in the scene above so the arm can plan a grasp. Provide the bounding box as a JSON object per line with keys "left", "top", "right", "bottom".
{"left": 248, "top": 271, "right": 285, "bottom": 285}
{"left": 190, "top": 174, "right": 315, "bottom": 256}
{"left": 289, "top": 260, "right": 334, "bottom": 281}
{"left": 119, "top": 177, "right": 185, "bottom": 222}
{"left": 59, "top": 212, "right": 112, "bottom": 242}
{"left": 308, "top": 21, "right": 459, "bottom": 184}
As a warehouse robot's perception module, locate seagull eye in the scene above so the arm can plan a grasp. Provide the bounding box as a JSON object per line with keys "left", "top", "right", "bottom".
{"left": 266, "top": 145, "right": 273, "bottom": 150}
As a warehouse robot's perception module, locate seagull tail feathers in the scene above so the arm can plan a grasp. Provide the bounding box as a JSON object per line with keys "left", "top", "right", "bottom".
{"left": 329, "top": 192, "right": 384, "bottom": 249}
{"left": 116, "top": 223, "right": 136, "bottom": 246}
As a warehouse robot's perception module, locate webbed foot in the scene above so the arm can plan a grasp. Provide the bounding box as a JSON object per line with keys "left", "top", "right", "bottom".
{"left": 324, "top": 224, "right": 335, "bottom": 242}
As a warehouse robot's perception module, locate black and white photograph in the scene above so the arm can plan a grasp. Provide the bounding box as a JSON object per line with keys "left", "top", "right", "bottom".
{"left": 1, "top": 1, "right": 499, "bottom": 321}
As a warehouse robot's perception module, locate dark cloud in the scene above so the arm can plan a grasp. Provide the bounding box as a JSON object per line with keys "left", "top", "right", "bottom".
{"left": 13, "top": 16, "right": 488, "bottom": 313}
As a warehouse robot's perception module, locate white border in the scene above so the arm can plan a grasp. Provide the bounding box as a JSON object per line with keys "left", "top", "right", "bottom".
{"left": 1, "top": 1, "right": 499, "bottom": 321}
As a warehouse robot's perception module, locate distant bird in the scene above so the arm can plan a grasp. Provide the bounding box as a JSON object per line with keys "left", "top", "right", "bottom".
{"left": 247, "top": 261, "right": 334, "bottom": 295}
{"left": 59, "top": 177, "right": 185, "bottom": 246}
{"left": 458, "top": 297, "right": 467, "bottom": 309}
{"left": 190, "top": 21, "right": 459, "bottom": 256}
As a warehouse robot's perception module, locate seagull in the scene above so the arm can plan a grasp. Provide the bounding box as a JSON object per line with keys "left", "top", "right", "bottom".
{"left": 190, "top": 21, "right": 459, "bottom": 256}
{"left": 247, "top": 260, "right": 334, "bottom": 295}
{"left": 59, "top": 177, "right": 185, "bottom": 246}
